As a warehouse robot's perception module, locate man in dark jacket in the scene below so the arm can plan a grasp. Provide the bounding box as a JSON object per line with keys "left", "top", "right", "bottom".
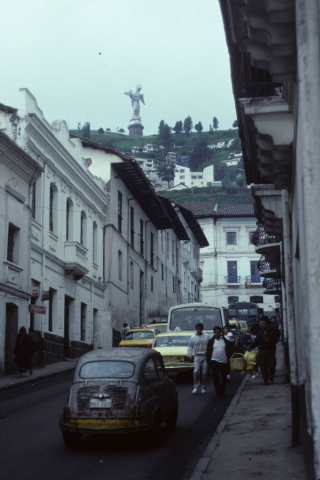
{"left": 248, "top": 316, "right": 279, "bottom": 385}
{"left": 206, "top": 326, "right": 234, "bottom": 397}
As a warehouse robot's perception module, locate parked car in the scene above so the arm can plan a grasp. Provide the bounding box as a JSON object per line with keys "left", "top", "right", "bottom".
{"left": 228, "top": 320, "right": 244, "bottom": 352}
{"left": 119, "top": 328, "right": 159, "bottom": 348}
{"left": 146, "top": 323, "right": 168, "bottom": 333}
{"left": 152, "top": 332, "right": 194, "bottom": 378}
{"left": 59, "top": 348, "right": 178, "bottom": 448}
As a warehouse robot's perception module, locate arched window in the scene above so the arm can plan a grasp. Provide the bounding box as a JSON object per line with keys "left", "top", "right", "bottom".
{"left": 49, "top": 183, "right": 58, "bottom": 233}
{"left": 93, "top": 221, "right": 98, "bottom": 262}
{"left": 80, "top": 211, "right": 87, "bottom": 246}
{"left": 66, "top": 198, "right": 74, "bottom": 241}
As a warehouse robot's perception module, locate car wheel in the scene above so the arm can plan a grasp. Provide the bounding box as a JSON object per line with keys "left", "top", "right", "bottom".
{"left": 165, "top": 399, "right": 178, "bottom": 431}
{"left": 146, "top": 410, "right": 161, "bottom": 446}
{"left": 62, "top": 431, "right": 82, "bottom": 449}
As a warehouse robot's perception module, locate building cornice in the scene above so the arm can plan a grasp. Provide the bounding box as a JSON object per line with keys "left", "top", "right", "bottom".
{"left": 0, "top": 282, "right": 30, "bottom": 300}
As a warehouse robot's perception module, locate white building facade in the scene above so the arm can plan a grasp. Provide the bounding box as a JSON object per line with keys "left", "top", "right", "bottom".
{"left": 0, "top": 130, "right": 43, "bottom": 375}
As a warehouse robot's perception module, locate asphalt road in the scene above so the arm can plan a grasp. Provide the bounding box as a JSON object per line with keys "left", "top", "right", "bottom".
{"left": 0, "top": 371, "right": 243, "bottom": 480}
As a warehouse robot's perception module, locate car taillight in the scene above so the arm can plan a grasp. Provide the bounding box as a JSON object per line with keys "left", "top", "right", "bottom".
{"left": 147, "top": 345, "right": 152, "bottom": 348}
{"left": 237, "top": 338, "right": 240, "bottom": 343}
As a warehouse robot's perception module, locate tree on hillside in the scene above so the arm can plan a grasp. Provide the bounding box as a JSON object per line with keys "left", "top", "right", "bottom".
{"left": 195, "top": 121, "right": 203, "bottom": 133}
{"left": 158, "top": 120, "right": 172, "bottom": 148}
{"left": 189, "top": 136, "right": 212, "bottom": 171}
{"left": 232, "top": 120, "right": 238, "bottom": 128}
{"left": 183, "top": 116, "right": 193, "bottom": 136}
{"left": 155, "top": 160, "right": 176, "bottom": 188}
{"left": 98, "top": 128, "right": 104, "bottom": 134}
{"left": 212, "top": 158, "right": 228, "bottom": 180}
{"left": 106, "top": 128, "right": 111, "bottom": 132}
{"left": 213, "top": 117, "right": 219, "bottom": 130}
{"left": 82, "top": 122, "right": 91, "bottom": 139}
{"left": 236, "top": 177, "right": 245, "bottom": 188}
{"left": 208, "top": 125, "right": 214, "bottom": 135}
{"left": 119, "top": 128, "right": 125, "bottom": 133}
{"left": 173, "top": 120, "right": 183, "bottom": 135}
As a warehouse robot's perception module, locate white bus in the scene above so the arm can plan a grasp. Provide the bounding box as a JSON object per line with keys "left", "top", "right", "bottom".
{"left": 167, "top": 303, "right": 229, "bottom": 335}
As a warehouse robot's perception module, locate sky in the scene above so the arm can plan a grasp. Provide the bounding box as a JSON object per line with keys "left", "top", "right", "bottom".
{"left": 0, "top": 0, "right": 236, "bottom": 136}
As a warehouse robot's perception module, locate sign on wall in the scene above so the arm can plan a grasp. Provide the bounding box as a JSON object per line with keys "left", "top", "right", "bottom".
{"left": 29, "top": 305, "right": 47, "bottom": 314}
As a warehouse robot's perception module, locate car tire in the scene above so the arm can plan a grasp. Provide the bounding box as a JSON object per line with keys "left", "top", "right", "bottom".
{"left": 165, "top": 399, "right": 178, "bottom": 431}
{"left": 62, "top": 431, "right": 82, "bottom": 449}
{"left": 146, "top": 410, "right": 161, "bottom": 446}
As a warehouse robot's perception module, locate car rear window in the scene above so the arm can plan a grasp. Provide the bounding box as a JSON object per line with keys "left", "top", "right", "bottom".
{"left": 124, "top": 331, "right": 154, "bottom": 340}
{"left": 79, "top": 361, "right": 135, "bottom": 379}
{"left": 154, "top": 335, "right": 191, "bottom": 347}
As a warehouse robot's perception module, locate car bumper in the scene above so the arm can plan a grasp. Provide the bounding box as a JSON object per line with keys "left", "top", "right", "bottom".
{"left": 59, "top": 418, "right": 150, "bottom": 435}
{"left": 164, "top": 365, "right": 193, "bottom": 373}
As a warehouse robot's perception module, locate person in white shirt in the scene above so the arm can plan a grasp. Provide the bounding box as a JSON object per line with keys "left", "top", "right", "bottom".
{"left": 206, "top": 326, "right": 234, "bottom": 397}
{"left": 188, "top": 323, "right": 209, "bottom": 394}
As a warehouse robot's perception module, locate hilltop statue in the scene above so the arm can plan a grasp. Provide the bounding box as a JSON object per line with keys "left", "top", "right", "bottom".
{"left": 124, "top": 85, "right": 145, "bottom": 137}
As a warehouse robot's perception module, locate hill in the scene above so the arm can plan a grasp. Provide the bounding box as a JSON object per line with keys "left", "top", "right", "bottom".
{"left": 157, "top": 185, "right": 253, "bottom": 206}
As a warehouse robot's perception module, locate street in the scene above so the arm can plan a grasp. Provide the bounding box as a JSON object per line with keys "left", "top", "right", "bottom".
{"left": 0, "top": 371, "right": 243, "bottom": 480}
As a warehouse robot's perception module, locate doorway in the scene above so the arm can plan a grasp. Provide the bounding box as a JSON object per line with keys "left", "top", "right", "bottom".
{"left": 5, "top": 303, "right": 19, "bottom": 374}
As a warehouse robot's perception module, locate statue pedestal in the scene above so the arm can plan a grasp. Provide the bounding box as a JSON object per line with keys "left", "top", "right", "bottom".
{"left": 128, "top": 119, "right": 144, "bottom": 137}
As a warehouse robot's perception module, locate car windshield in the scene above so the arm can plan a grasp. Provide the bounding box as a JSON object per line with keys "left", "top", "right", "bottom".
{"left": 124, "top": 330, "right": 154, "bottom": 340}
{"left": 147, "top": 324, "right": 167, "bottom": 333}
{"left": 154, "top": 335, "right": 191, "bottom": 347}
{"left": 229, "top": 325, "right": 238, "bottom": 333}
{"left": 80, "top": 361, "right": 135, "bottom": 379}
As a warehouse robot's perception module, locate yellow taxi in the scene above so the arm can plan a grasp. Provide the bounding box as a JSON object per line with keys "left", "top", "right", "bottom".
{"left": 146, "top": 323, "right": 168, "bottom": 333}
{"left": 152, "top": 331, "right": 194, "bottom": 377}
{"left": 119, "top": 328, "right": 158, "bottom": 348}
{"left": 237, "top": 320, "right": 249, "bottom": 334}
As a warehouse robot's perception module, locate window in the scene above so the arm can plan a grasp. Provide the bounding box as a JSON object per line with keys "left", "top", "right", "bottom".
{"left": 161, "top": 264, "right": 164, "bottom": 281}
{"left": 118, "top": 191, "right": 122, "bottom": 233}
{"left": 151, "top": 276, "right": 153, "bottom": 292}
{"left": 66, "top": 198, "right": 73, "bottom": 241}
{"left": 144, "top": 359, "right": 158, "bottom": 385}
{"left": 173, "top": 277, "right": 176, "bottom": 293}
{"left": 150, "top": 232, "right": 154, "bottom": 267}
{"left": 31, "top": 182, "right": 36, "bottom": 219}
{"left": 166, "top": 233, "right": 169, "bottom": 259}
{"left": 80, "top": 211, "right": 87, "bottom": 246}
{"left": 140, "top": 220, "right": 144, "bottom": 255}
{"left": 7, "top": 224, "right": 19, "bottom": 264}
{"left": 250, "top": 296, "right": 263, "bottom": 303}
{"left": 226, "top": 232, "right": 237, "bottom": 245}
{"left": 130, "top": 206, "right": 134, "bottom": 247}
{"left": 180, "top": 175, "right": 185, "bottom": 179}
{"left": 249, "top": 232, "right": 254, "bottom": 244}
{"left": 118, "top": 250, "right": 122, "bottom": 281}
{"left": 172, "top": 240, "right": 175, "bottom": 266}
{"left": 81, "top": 303, "right": 86, "bottom": 341}
{"left": 130, "top": 261, "right": 134, "bottom": 289}
{"left": 227, "top": 261, "right": 238, "bottom": 283}
{"left": 191, "top": 175, "right": 197, "bottom": 179}
{"left": 93, "top": 222, "right": 98, "bottom": 262}
{"left": 48, "top": 288, "right": 56, "bottom": 332}
{"left": 198, "top": 176, "right": 203, "bottom": 179}
{"left": 250, "top": 261, "right": 260, "bottom": 282}
{"left": 228, "top": 296, "right": 239, "bottom": 303}
{"left": 179, "top": 169, "right": 185, "bottom": 173}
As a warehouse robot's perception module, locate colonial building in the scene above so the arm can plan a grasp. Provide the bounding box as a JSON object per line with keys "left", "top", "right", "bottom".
{"left": 219, "top": 1, "right": 320, "bottom": 478}
{"left": 0, "top": 130, "right": 43, "bottom": 375}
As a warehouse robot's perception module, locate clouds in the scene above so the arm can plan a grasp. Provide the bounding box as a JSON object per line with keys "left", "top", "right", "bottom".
{"left": 0, "top": 0, "right": 236, "bottom": 134}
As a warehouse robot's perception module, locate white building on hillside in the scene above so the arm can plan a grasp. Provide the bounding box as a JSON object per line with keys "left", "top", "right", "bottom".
{"left": 172, "top": 164, "right": 222, "bottom": 190}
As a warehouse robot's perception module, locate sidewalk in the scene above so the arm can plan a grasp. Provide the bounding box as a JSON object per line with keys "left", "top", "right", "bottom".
{"left": 0, "top": 359, "right": 77, "bottom": 392}
{"left": 191, "top": 344, "right": 307, "bottom": 480}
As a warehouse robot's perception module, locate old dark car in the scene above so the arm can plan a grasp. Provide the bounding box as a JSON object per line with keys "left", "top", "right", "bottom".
{"left": 59, "top": 348, "right": 178, "bottom": 448}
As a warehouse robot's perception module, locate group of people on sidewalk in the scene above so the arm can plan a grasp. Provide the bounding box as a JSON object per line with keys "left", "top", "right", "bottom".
{"left": 188, "top": 316, "right": 280, "bottom": 396}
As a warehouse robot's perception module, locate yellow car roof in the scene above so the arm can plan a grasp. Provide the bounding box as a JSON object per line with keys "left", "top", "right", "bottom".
{"left": 155, "top": 331, "right": 192, "bottom": 337}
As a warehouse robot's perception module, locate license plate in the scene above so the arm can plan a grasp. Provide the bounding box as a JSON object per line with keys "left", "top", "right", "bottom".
{"left": 167, "top": 359, "right": 175, "bottom": 364}
{"left": 90, "top": 398, "right": 112, "bottom": 409}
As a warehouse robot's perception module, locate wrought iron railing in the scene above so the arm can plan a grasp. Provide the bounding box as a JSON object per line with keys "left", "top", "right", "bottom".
{"left": 225, "top": 275, "right": 241, "bottom": 284}
{"left": 241, "top": 82, "right": 283, "bottom": 98}
{"left": 262, "top": 278, "right": 281, "bottom": 291}
{"left": 252, "top": 224, "right": 278, "bottom": 247}
{"left": 246, "top": 275, "right": 261, "bottom": 283}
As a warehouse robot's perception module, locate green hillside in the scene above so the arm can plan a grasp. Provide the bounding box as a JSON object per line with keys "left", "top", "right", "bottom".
{"left": 157, "top": 186, "right": 253, "bottom": 206}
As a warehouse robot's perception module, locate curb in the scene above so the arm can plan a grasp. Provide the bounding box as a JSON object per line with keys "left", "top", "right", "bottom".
{"left": 189, "top": 374, "right": 250, "bottom": 480}
{"left": 0, "top": 365, "right": 76, "bottom": 393}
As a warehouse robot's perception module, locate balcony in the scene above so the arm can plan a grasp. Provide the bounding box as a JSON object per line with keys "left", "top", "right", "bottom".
{"left": 262, "top": 278, "right": 281, "bottom": 295}
{"left": 225, "top": 275, "right": 240, "bottom": 285}
{"left": 64, "top": 241, "right": 89, "bottom": 281}
{"left": 245, "top": 275, "right": 261, "bottom": 285}
{"left": 241, "top": 82, "right": 283, "bottom": 99}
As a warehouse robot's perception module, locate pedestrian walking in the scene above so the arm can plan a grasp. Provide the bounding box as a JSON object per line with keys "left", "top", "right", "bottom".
{"left": 206, "top": 326, "right": 234, "bottom": 397}
{"left": 13, "top": 327, "right": 38, "bottom": 377}
{"left": 248, "top": 316, "right": 279, "bottom": 385}
{"left": 120, "top": 323, "right": 130, "bottom": 339}
{"left": 223, "top": 325, "right": 235, "bottom": 381}
{"left": 188, "top": 323, "right": 209, "bottom": 394}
